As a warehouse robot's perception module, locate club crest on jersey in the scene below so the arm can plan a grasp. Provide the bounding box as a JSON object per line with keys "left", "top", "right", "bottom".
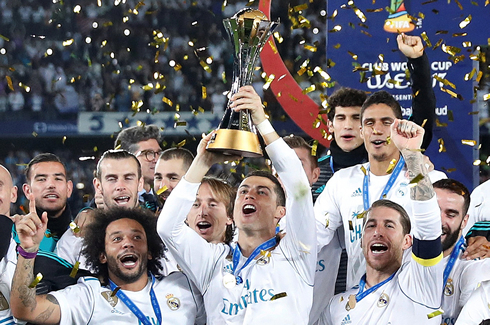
{"left": 166, "top": 294, "right": 181, "bottom": 311}
{"left": 101, "top": 291, "right": 119, "bottom": 307}
{"left": 377, "top": 293, "right": 389, "bottom": 307}
{"left": 396, "top": 183, "right": 408, "bottom": 197}
{"left": 444, "top": 278, "right": 454, "bottom": 296}
{"left": 256, "top": 250, "right": 271, "bottom": 265}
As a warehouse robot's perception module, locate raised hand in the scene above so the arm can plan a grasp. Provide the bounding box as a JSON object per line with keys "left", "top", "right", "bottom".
{"left": 15, "top": 194, "right": 47, "bottom": 252}
{"left": 230, "top": 86, "right": 266, "bottom": 125}
{"left": 397, "top": 33, "right": 424, "bottom": 59}
{"left": 390, "top": 119, "right": 425, "bottom": 152}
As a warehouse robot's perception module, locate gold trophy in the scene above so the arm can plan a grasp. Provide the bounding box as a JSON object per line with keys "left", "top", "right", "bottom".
{"left": 206, "top": 8, "right": 279, "bottom": 157}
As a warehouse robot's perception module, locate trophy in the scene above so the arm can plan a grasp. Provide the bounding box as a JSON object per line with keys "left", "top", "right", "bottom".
{"left": 206, "top": 8, "right": 279, "bottom": 157}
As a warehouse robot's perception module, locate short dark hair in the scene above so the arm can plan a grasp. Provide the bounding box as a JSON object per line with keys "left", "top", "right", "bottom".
{"left": 363, "top": 199, "right": 411, "bottom": 235}
{"left": 115, "top": 125, "right": 162, "bottom": 153}
{"left": 159, "top": 147, "right": 194, "bottom": 171}
{"left": 81, "top": 207, "right": 164, "bottom": 285}
{"left": 25, "top": 153, "right": 66, "bottom": 182}
{"left": 361, "top": 90, "right": 402, "bottom": 122}
{"left": 244, "top": 170, "right": 286, "bottom": 207}
{"left": 96, "top": 150, "right": 141, "bottom": 180}
{"left": 202, "top": 177, "right": 236, "bottom": 244}
{"left": 327, "top": 87, "right": 367, "bottom": 121}
{"left": 433, "top": 179, "right": 471, "bottom": 215}
{"left": 283, "top": 135, "right": 318, "bottom": 169}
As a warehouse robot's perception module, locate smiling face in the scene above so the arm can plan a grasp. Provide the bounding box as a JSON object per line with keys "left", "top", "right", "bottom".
{"left": 94, "top": 157, "right": 143, "bottom": 208}
{"left": 328, "top": 106, "right": 364, "bottom": 152}
{"left": 100, "top": 218, "right": 150, "bottom": 285}
{"left": 360, "top": 104, "right": 398, "bottom": 163}
{"left": 362, "top": 206, "right": 411, "bottom": 274}
{"left": 234, "top": 176, "right": 285, "bottom": 237}
{"left": 435, "top": 188, "right": 468, "bottom": 254}
{"left": 23, "top": 161, "right": 73, "bottom": 218}
{"left": 154, "top": 157, "right": 187, "bottom": 203}
{"left": 187, "top": 183, "right": 233, "bottom": 244}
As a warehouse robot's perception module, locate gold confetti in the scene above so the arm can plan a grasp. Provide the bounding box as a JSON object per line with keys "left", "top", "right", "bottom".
{"left": 263, "top": 74, "right": 275, "bottom": 91}
{"left": 459, "top": 15, "right": 472, "bottom": 29}
{"left": 476, "top": 71, "right": 483, "bottom": 83}
{"left": 304, "top": 44, "right": 317, "bottom": 52}
{"left": 421, "top": 32, "right": 432, "bottom": 48}
{"left": 427, "top": 309, "right": 444, "bottom": 319}
{"left": 461, "top": 139, "right": 477, "bottom": 146}
{"left": 438, "top": 138, "right": 446, "bottom": 152}
{"left": 409, "top": 174, "right": 424, "bottom": 187}
{"left": 448, "top": 110, "right": 454, "bottom": 122}
{"left": 432, "top": 39, "right": 444, "bottom": 50}
{"left": 0, "top": 34, "right": 9, "bottom": 41}
{"left": 436, "top": 119, "right": 448, "bottom": 127}
{"left": 162, "top": 97, "right": 173, "bottom": 107}
{"left": 29, "top": 273, "right": 43, "bottom": 288}
{"left": 348, "top": 220, "right": 354, "bottom": 231}
{"left": 386, "top": 136, "right": 391, "bottom": 145}
{"left": 268, "top": 40, "right": 278, "bottom": 54}
{"left": 473, "top": 159, "right": 482, "bottom": 166}
{"left": 302, "top": 85, "right": 316, "bottom": 94}
{"left": 177, "top": 139, "right": 186, "bottom": 147}
{"left": 356, "top": 211, "right": 366, "bottom": 219}
{"left": 6, "top": 76, "right": 13, "bottom": 91}
{"left": 32, "top": 132, "right": 38, "bottom": 137}
{"left": 440, "top": 87, "right": 463, "bottom": 100}
{"left": 70, "top": 222, "right": 80, "bottom": 234}
{"left": 70, "top": 261, "right": 80, "bottom": 278}
{"left": 386, "top": 159, "right": 397, "bottom": 174}
{"left": 421, "top": 119, "right": 427, "bottom": 128}
{"left": 270, "top": 292, "right": 287, "bottom": 301}
{"left": 311, "top": 140, "right": 318, "bottom": 156}
{"left": 483, "top": 94, "right": 490, "bottom": 101}
{"left": 348, "top": 51, "right": 358, "bottom": 60}
{"left": 434, "top": 75, "right": 456, "bottom": 89}
{"left": 111, "top": 287, "right": 120, "bottom": 297}
{"left": 156, "top": 185, "right": 168, "bottom": 196}
{"left": 62, "top": 39, "right": 74, "bottom": 46}
{"left": 273, "top": 32, "right": 283, "bottom": 44}
{"left": 199, "top": 60, "right": 211, "bottom": 73}
{"left": 360, "top": 165, "right": 367, "bottom": 175}
{"left": 464, "top": 68, "right": 476, "bottom": 81}
{"left": 202, "top": 86, "right": 207, "bottom": 99}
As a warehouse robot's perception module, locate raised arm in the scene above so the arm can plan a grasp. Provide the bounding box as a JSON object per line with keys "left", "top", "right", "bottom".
{"left": 397, "top": 33, "right": 436, "bottom": 150}
{"left": 11, "top": 195, "right": 61, "bottom": 324}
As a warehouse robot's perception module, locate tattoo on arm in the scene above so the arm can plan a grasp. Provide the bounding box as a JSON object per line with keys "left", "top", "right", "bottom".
{"left": 46, "top": 294, "right": 59, "bottom": 305}
{"left": 402, "top": 150, "right": 434, "bottom": 201}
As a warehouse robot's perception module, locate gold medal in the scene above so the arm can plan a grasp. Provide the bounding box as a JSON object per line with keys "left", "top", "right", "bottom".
{"left": 222, "top": 273, "right": 236, "bottom": 289}
{"left": 345, "top": 294, "right": 356, "bottom": 311}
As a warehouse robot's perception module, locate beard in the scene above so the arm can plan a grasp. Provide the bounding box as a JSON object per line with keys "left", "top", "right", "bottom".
{"left": 442, "top": 225, "right": 461, "bottom": 252}
{"left": 106, "top": 253, "right": 148, "bottom": 284}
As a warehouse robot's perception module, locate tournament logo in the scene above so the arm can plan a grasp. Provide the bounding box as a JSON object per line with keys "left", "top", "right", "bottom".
{"left": 377, "top": 293, "right": 390, "bottom": 307}
{"left": 101, "top": 291, "right": 119, "bottom": 308}
{"left": 384, "top": 0, "right": 415, "bottom": 33}
{"left": 444, "top": 278, "right": 454, "bottom": 296}
{"left": 166, "top": 294, "right": 181, "bottom": 311}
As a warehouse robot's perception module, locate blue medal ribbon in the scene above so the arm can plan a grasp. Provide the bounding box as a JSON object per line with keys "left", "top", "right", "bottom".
{"left": 109, "top": 274, "right": 162, "bottom": 325}
{"left": 356, "top": 272, "right": 396, "bottom": 302}
{"left": 443, "top": 236, "right": 465, "bottom": 288}
{"left": 362, "top": 156, "right": 405, "bottom": 211}
{"left": 330, "top": 156, "right": 335, "bottom": 173}
{"left": 231, "top": 237, "right": 277, "bottom": 284}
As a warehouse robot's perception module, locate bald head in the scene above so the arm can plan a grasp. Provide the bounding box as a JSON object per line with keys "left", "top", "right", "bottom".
{"left": 0, "top": 165, "right": 17, "bottom": 216}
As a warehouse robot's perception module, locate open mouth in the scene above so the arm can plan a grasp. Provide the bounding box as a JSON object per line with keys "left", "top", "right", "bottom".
{"left": 114, "top": 196, "right": 130, "bottom": 205}
{"left": 370, "top": 243, "right": 388, "bottom": 254}
{"left": 341, "top": 135, "right": 355, "bottom": 140}
{"left": 120, "top": 254, "right": 138, "bottom": 267}
{"left": 372, "top": 140, "right": 385, "bottom": 146}
{"left": 242, "top": 204, "right": 256, "bottom": 214}
{"left": 44, "top": 194, "right": 59, "bottom": 199}
{"left": 197, "top": 221, "right": 212, "bottom": 230}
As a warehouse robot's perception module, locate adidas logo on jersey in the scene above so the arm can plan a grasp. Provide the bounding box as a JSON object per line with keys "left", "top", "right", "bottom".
{"left": 351, "top": 188, "right": 362, "bottom": 197}
{"left": 341, "top": 314, "right": 352, "bottom": 325}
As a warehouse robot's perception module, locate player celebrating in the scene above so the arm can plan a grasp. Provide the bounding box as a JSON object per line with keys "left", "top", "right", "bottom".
{"left": 158, "top": 86, "right": 317, "bottom": 324}
{"left": 321, "top": 119, "right": 444, "bottom": 325}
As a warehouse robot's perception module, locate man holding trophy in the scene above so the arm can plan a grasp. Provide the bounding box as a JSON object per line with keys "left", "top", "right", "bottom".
{"left": 157, "top": 9, "right": 317, "bottom": 323}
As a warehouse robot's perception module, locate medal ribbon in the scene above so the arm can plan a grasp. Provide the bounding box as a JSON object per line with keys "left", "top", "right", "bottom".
{"left": 362, "top": 156, "right": 405, "bottom": 211}
{"left": 109, "top": 274, "right": 162, "bottom": 325}
{"left": 443, "top": 236, "right": 465, "bottom": 288}
{"left": 356, "top": 272, "right": 396, "bottom": 302}
{"left": 232, "top": 237, "right": 277, "bottom": 284}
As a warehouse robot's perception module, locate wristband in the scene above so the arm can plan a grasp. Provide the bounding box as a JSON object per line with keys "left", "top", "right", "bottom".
{"left": 17, "top": 246, "right": 38, "bottom": 259}
{"left": 256, "top": 119, "right": 275, "bottom": 135}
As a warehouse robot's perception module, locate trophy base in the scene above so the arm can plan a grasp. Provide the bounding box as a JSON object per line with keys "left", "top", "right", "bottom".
{"left": 207, "top": 129, "right": 263, "bottom": 157}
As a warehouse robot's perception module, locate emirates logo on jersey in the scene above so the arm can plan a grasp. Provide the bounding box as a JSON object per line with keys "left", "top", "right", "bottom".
{"left": 166, "top": 293, "right": 181, "bottom": 311}
{"left": 101, "top": 291, "right": 119, "bottom": 307}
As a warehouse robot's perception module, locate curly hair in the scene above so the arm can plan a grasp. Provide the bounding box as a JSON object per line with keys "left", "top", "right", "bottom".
{"left": 326, "top": 87, "right": 367, "bottom": 121}
{"left": 81, "top": 207, "right": 164, "bottom": 285}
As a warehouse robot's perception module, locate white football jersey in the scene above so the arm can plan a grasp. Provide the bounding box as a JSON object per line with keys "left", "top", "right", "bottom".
{"left": 464, "top": 179, "right": 490, "bottom": 236}
{"left": 314, "top": 161, "right": 446, "bottom": 288}
{"left": 455, "top": 280, "right": 490, "bottom": 325}
{"left": 0, "top": 239, "right": 19, "bottom": 325}
{"left": 320, "top": 197, "right": 444, "bottom": 325}
{"left": 158, "top": 139, "right": 317, "bottom": 324}
{"left": 441, "top": 250, "right": 490, "bottom": 325}
{"left": 50, "top": 272, "right": 204, "bottom": 325}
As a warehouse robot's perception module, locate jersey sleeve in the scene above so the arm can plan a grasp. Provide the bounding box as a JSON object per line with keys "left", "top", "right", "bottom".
{"left": 156, "top": 178, "right": 229, "bottom": 293}
{"left": 399, "top": 196, "right": 443, "bottom": 309}
{"left": 459, "top": 259, "right": 490, "bottom": 307}
{"left": 266, "top": 138, "right": 317, "bottom": 285}
{"left": 407, "top": 52, "right": 436, "bottom": 150}
{"left": 49, "top": 278, "right": 96, "bottom": 325}
{"left": 464, "top": 181, "right": 490, "bottom": 236}
{"left": 314, "top": 172, "right": 343, "bottom": 249}
{"left": 455, "top": 281, "right": 490, "bottom": 325}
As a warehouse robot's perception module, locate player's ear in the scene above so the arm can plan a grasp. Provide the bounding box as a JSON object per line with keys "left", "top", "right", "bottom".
{"left": 99, "top": 252, "right": 107, "bottom": 264}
